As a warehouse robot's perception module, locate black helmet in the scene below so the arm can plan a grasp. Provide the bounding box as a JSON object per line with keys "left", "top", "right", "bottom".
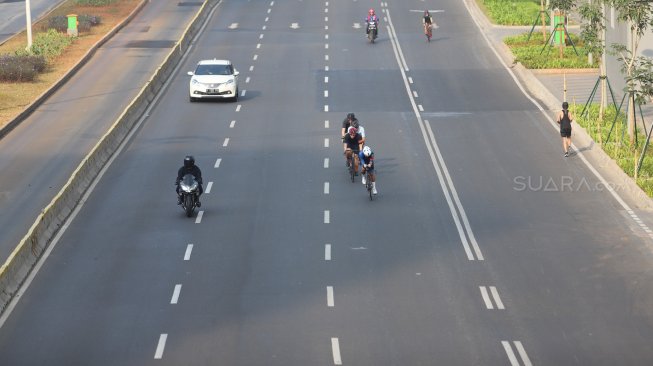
{"left": 184, "top": 155, "right": 195, "bottom": 168}
{"left": 351, "top": 119, "right": 359, "bottom": 129}
{"left": 347, "top": 113, "right": 355, "bottom": 120}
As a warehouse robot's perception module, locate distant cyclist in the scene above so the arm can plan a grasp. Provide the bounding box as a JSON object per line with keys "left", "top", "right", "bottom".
{"left": 423, "top": 10, "right": 436, "bottom": 41}
{"left": 343, "top": 126, "right": 363, "bottom": 172}
{"left": 359, "top": 146, "right": 377, "bottom": 195}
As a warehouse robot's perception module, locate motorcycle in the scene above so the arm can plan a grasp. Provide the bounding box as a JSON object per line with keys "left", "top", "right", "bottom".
{"left": 178, "top": 174, "right": 200, "bottom": 217}
{"left": 367, "top": 21, "right": 377, "bottom": 43}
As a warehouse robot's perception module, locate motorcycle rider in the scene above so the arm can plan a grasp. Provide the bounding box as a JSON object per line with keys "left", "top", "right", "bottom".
{"left": 365, "top": 8, "right": 380, "bottom": 39}
{"left": 176, "top": 155, "right": 203, "bottom": 207}
{"left": 359, "top": 145, "right": 377, "bottom": 195}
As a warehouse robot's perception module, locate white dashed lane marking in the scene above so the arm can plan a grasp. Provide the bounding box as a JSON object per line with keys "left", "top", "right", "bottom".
{"left": 324, "top": 182, "right": 329, "bottom": 194}
{"left": 325, "top": 76, "right": 329, "bottom": 83}
{"left": 480, "top": 286, "right": 505, "bottom": 310}
{"left": 325, "top": 120, "right": 329, "bottom": 128}
{"left": 327, "top": 286, "right": 334, "bottom": 307}
{"left": 324, "top": 90, "right": 329, "bottom": 98}
{"left": 214, "top": 158, "right": 222, "bottom": 168}
{"left": 229, "top": 120, "right": 235, "bottom": 128}
{"left": 195, "top": 211, "right": 204, "bottom": 224}
{"left": 502, "top": 341, "right": 532, "bottom": 366}
{"left": 253, "top": 54, "right": 258, "bottom": 60}
{"left": 236, "top": 104, "right": 242, "bottom": 112}
{"left": 170, "top": 284, "right": 182, "bottom": 304}
{"left": 184, "top": 244, "right": 193, "bottom": 261}
{"left": 241, "top": 90, "right": 246, "bottom": 97}
{"left": 325, "top": 244, "right": 331, "bottom": 260}
{"left": 331, "top": 338, "right": 342, "bottom": 365}
{"left": 324, "top": 210, "right": 330, "bottom": 223}
{"left": 324, "top": 138, "right": 329, "bottom": 147}
{"left": 205, "top": 182, "right": 213, "bottom": 193}
{"left": 222, "top": 138, "right": 230, "bottom": 147}
{"left": 324, "top": 105, "right": 329, "bottom": 112}
{"left": 154, "top": 334, "right": 168, "bottom": 359}
{"left": 324, "top": 158, "right": 329, "bottom": 168}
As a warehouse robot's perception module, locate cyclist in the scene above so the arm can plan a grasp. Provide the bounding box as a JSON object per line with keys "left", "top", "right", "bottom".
{"left": 351, "top": 119, "right": 366, "bottom": 144}
{"left": 343, "top": 126, "right": 363, "bottom": 173}
{"left": 423, "top": 10, "right": 433, "bottom": 39}
{"left": 341, "top": 113, "right": 358, "bottom": 140}
{"left": 359, "top": 146, "right": 377, "bottom": 195}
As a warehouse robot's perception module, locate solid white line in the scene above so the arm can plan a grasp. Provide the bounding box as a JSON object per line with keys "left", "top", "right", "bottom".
{"left": 325, "top": 244, "right": 331, "bottom": 260}
{"left": 324, "top": 90, "right": 329, "bottom": 98}
{"left": 241, "top": 90, "right": 246, "bottom": 97}
{"left": 253, "top": 54, "right": 258, "bottom": 60}
{"left": 324, "top": 138, "right": 329, "bottom": 147}
{"left": 324, "top": 158, "right": 329, "bottom": 168}
{"left": 195, "top": 211, "right": 204, "bottom": 224}
{"left": 214, "top": 158, "right": 222, "bottom": 168}
{"left": 205, "top": 181, "right": 213, "bottom": 193}
{"left": 501, "top": 341, "right": 520, "bottom": 366}
{"left": 171, "top": 284, "right": 182, "bottom": 304}
{"left": 325, "top": 76, "right": 329, "bottom": 83}
{"left": 154, "top": 334, "right": 168, "bottom": 359}
{"left": 184, "top": 244, "right": 193, "bottom": 261}
{"left": 236, "top": 104, "right": 242, "bottom": 112}
{"left": 222, "top": 138, "right": 230, "bottom": 147}
{"left": 327, "top": 286, "right": 334, "bottom": 307}
{"left": 490, "top": 286, "right": 505, "bottom": 309}
{"left": 385, "top": 11, "right": 409, "bottom": 71}
{"left": 324, "top": 182, "right": 330, "bottom": 194}
{"left": 515, "top": 341, "right": 533, "bottom": 366}
{"left": 325, "top": 120, "right": 329, "bottom": 128}
{"left": 331, "top": 338, "right": 342, "bottom": 365}
{"left": 324, "top": 210, "right": 330, "bottom": 224}
{"left": 480, "top": 286, "right": 493, "bottom": 309}
{"left": 386, "top": 19, "right": 477, "bottom": 260}
{"left": 245, "top": 77, "right": 250, "bottom": 83}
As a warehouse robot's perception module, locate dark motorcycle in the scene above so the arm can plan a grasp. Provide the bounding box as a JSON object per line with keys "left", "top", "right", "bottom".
{"left": 367, "top": 21, "right": 377, "bottom": 43}
{"left": 178, "top": 174, "right": 200, "bottom": 217}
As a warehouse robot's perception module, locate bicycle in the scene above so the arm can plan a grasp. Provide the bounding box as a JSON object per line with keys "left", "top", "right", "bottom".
{"left": 346, "top": 149, "right": 359, "bottom": 182}
{"left": 424, "top": 23, "right": 432, "bottom": 42}
{"left": 364, "top": 169, "right": 374, "bottom": 200}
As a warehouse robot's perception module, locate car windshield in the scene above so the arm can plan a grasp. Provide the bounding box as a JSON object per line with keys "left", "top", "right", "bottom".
{"left": 194, "top": 64, "right": 232, "bottom": 76}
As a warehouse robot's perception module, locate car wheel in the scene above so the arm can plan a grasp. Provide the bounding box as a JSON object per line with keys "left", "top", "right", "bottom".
{"left": 189, "top": 96, "right": 196, "bottom": 102}
{"left": 232, "top": 89, "right": 239, "bottom": 102}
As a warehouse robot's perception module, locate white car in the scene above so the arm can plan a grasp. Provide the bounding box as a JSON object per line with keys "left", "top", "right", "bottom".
{"left": 187, "top": 59, "right": 239, "bottom": 102}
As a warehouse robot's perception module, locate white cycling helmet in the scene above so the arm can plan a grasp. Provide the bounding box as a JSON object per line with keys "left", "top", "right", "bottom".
{"left": 363, "top": 146, "right": 372, "bottom": 157}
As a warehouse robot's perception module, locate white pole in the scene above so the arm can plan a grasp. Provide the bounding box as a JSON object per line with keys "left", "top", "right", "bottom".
{"left": 25, "top": 0, "right": 33, "bottom": 51}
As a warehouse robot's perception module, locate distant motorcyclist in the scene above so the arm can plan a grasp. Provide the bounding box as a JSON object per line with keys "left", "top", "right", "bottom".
{"left": 365, "top": 8, "right": 380, "bottom": 39}
{"left": 176, "top": 155, "right": 203, "bottom": 207}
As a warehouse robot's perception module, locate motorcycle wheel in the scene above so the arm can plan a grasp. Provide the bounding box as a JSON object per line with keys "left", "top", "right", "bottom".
{"left": 184, "top": 194, "right": 194, "bottom": 217}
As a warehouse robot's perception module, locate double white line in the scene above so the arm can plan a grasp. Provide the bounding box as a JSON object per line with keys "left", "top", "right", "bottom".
{"left": 385, "top": 9, "right": 483, "bottom": 261}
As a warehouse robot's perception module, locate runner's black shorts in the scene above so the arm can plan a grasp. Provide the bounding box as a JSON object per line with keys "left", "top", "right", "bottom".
{"left": 560, "top": 128, "right": 571, "bottom": 138}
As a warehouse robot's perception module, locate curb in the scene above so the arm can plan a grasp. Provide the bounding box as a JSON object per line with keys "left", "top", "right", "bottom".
{"left": 0, "top": 0, "right": 222, "bottom": 315}
{"left": 465, "top": 0, "right": 653, "bottom": 210}
{"left": 0, "top": 0, "right": 148, "bottom": 140}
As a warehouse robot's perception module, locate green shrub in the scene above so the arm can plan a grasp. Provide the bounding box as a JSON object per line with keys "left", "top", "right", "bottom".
{"left": 0, "top": 54, "right": 47, "bottom": 82}
{"left": 44, "top": 14, "right": 102, "bottom": 33}
{"left": 45, "top": 15, "right": 68, "bottom": 32}
{"left": 27, "top": 29, "right": 73, "bottom": 60}
{"left": 75, "top": 0, "right": 117, "bottom": 5}
{"left": 504, "top": 32, "right": 598, "bottom": 69}
{"left": 479, "top": 0, "right": 541, "bottom": 25}
{"left": 574, "top": 103, "right": 653, "bottom": 196}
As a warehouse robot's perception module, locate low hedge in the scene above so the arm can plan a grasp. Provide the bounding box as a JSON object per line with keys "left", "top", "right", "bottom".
{"left": 45, "top": 14, "right": 102, "bottom": 33}
{"left": 479, "top": 0, "right": 541, "bottom": 26}
{"left": 75, "top": 0, "right": 117, "bottom": 5}
{"left": 0, "top": 54, "right": 47, "bottom": 82}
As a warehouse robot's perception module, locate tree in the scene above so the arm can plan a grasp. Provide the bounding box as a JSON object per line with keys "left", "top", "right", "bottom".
{"left": 606, "top": 0, "right": 653, "bottom": 145}
{"left": 579, "top": 0, "right": 608, "bottom": 125}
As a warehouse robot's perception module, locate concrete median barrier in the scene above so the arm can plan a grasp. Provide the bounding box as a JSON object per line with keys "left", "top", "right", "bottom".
{"left": 0, "top": 0, "right": 221, "bottom": 314}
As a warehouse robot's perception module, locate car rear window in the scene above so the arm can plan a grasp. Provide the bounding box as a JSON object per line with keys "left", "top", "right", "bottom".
{"left": 195, "top": 64, "right": 232, "bottom": 75}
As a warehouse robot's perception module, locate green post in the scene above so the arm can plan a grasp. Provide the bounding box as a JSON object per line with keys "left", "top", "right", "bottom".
{"left": 553, "top": 10, "right": 565, "bottom": 46}
{"left": 67, "top": 14, "right": 78, "bottom": 37}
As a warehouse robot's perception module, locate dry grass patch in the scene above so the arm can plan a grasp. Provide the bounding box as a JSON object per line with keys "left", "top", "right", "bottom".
{"left": 0, "top": 0, "right": 141, "bottom": 129}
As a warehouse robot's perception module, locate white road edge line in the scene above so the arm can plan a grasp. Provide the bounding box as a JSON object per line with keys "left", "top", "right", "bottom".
{"left": 184, "top": 244, "right": 193, "bottom": 261}
{"left": 0, "top": 0, "right": 223, "bottom": 329}
{"left": 386, "top": 14, "right": 482, "bottom": 260}
{"left": 331, "top": 338, "right": 342, "bottom": 365}
{"left": 154, "top": 334, "right": 168, "bottom": 359}
{"left": 171, "top": 284, "right": 182, "bottom": 304}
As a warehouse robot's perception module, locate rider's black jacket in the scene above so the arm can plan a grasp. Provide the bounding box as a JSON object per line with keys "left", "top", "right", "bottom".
{"left": 177, "top": 165, "right": 203, "bottom": 185}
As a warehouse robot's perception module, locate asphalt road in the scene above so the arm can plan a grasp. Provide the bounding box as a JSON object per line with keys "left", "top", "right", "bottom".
{"left": 0, "top": 0, "right": 64, "bottom": 44}
{"left": 2, "top": 0, "right": 653, "bottom": 365}
{"left": 0, "top": 1, "right": 201, "bottom": 261}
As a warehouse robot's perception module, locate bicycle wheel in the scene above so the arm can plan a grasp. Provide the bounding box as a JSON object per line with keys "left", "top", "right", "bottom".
{"left": 367, "top": 174, "right": 374, "bottom": 200}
